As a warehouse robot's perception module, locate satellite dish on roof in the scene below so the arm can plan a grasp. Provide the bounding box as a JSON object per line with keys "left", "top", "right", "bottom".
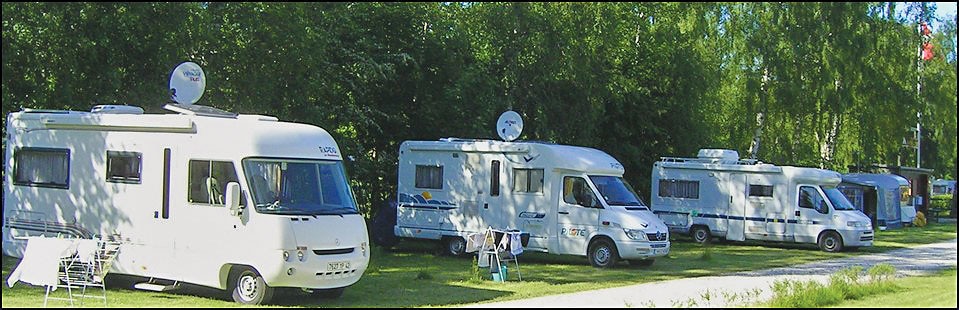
{"left": 168, "top": 62, "right": 205, "bottom": 105}
{"left": 496, "top": 110, "right": 524, "bottom": 142}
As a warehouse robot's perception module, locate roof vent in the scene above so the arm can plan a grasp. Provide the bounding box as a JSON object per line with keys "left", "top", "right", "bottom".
{"left": 697, "top": 149, "right": 739, "bottom": 162}
{"left": 91, "top": 105, "right": 144, "bottom": 114}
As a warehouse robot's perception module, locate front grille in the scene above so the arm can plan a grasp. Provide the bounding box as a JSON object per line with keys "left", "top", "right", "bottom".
{"left": 860, "top": 236, "right": 874, "bottom": 241}
{"left": 316, "top": 269, "right": 358, "bottom": 277}
{"left": 313, "top": 248, "right": 355, "bottom": 255}
{"left": 647, "top": 232, "right": 668, "bottom": 241}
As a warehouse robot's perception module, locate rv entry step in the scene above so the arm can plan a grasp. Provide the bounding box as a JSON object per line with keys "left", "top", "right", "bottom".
{"left": 134, "top": 281, "right": 181, "bottom": 292}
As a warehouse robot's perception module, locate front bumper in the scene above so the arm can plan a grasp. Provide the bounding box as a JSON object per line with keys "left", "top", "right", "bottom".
{"left": 615, "top": 239, "right": 671, "bottom": 260}
{"left": 838, "top": 229, "right": 874, "bottom": 247}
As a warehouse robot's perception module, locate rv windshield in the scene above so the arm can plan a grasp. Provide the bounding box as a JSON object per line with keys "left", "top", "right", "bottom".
{"left": 243, "top": 159, "right": 358, "bottom": 216}
{"left": 589, "top": 176, "right": 646, "bottom": 207}
{"left": 822, "top": 186, "right": 857, "bottom": 211}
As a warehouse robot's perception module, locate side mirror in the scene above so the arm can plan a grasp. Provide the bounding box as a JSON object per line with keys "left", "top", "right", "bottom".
{"left": 225, "top": 182, "right": 242, "bottom": 216}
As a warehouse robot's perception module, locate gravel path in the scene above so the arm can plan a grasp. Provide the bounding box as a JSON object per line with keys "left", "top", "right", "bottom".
{"left": 463, "top": 238, "right": 957, "bottom": 308}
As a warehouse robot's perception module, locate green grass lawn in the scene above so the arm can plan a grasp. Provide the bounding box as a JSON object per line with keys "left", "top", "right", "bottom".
{"left": 830, "top": 267, "right": 957, "bottom": 308}
{"left": 3, "top": 222, "right": 955, "bottom": 308}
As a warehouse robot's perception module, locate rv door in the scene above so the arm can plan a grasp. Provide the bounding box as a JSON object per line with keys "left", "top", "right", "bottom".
{"left": 556, "top": 176, "right": 601, "bottom": 256}
{"left": 794, "top": 185, "right": 830, "bottom": 244}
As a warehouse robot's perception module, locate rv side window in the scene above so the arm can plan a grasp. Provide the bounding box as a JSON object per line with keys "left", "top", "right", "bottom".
{"left": 415, "top": 165, "right": 443, "bottom": 189}
{"left": 658, "top": 179, "right": 699, "bottom": 199}
{"left": 513, "top": 168, "right": 544, "bottom": 193}
{"left": 748, "top": 184, "right": 774, "bottom": 197}
{"left": 563, "top": 176, "right": 596, "bottom": 207}
{"left": 490, "top": 160, "right": 500, "bottom": 196}
{"left": 106, "top": 151, "right": 142, "bottom": 184}
{"left": 798, "top": 186, "right": 827, "bottom": 214}
{"left": 189, "top": 160, "right": 241, "bottom": 206}
{"left": 14, "top": 147, "right": 70, "bottom": 189}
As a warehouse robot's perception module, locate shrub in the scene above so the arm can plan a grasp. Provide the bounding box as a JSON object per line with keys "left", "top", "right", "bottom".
{"left": 913, "top": 211, "right": 927, "bottom": 227}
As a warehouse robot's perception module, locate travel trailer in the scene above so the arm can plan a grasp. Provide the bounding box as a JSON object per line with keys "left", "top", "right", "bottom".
{"left": 376, "top": 112, "right": 669, "bottom": 268}
{"left": 839, "top": 173, "right": 910, "bottom": 230}
{"left": 2, "top": 63, "right": 369, "bottom": 304}
{"left": 650, "top": 149, "right": 873, "bottom": 252}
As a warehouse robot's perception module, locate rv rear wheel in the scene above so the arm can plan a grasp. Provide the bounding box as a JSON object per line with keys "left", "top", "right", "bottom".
{"left": 691, "top": 226, "right": 711, "bottom": 244}
{"left": 444, "top": 236, "right": 467, "bottom": 256}
{"left": 588, "top": 239, "right": 619, "bottom": 268}
{"left": 818, "top": 231, "right": 844, "bottom": 252}
{"left": 230, "top": 267, "right": 275, "bottom": 305}
{"left": 309, "top": 287, "right": 345, "bottom": 299}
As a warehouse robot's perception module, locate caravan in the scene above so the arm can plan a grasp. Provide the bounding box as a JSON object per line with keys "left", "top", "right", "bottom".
{"left": 388, "top": 139, "right": 670, "bottom": 267}
{"left": 2, "top": 63, "right": 369, "bottom": 304}
{"left": 650, "top": 149, "right": 873, "bottom": 252}
{"left": 379, "top": 129, "right": 670, "bottom": 268}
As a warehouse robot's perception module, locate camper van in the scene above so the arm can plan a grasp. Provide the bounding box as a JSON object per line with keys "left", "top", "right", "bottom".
{"left": 382, "top": 138, "right": 670, "bottom": 268}
{"left": 650, "top": 149, "right": 873, "bottom": 252}
{"left": 2, "top": 64, "right": 369, "bottom": 304}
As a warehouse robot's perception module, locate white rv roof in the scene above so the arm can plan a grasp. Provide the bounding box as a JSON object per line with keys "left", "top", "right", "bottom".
{"left": 401, "top": 139, "right": 625, "bottom": 175}
{"left": 9, "top": 108, "right": 342, "bottom": 161}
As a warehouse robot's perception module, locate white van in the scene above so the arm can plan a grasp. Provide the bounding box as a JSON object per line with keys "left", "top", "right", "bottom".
{"left": 379, "top": 138, "right": 670, "bottom": 268}
{"left": 650, "top": 149, "right": 873, "bottom": 252}
{"left": 2, "top": 103, "right": 369, "bottom": 304}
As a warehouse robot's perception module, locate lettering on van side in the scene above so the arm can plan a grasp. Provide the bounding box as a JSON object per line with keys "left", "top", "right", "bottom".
{"left": 319, "top": 146, "right": 339, "bottom": 157}
{"left": 561, "top": 227, "right": 589, "bottom": 237}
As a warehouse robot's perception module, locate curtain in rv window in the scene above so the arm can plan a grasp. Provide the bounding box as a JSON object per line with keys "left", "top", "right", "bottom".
{"left": 748, "top": 184, "right": 774, "bottom": 197}
{"left": 14, "top": 147, "right": 70, "bottom": 189}
{"left": 513, "top": 168, "right": 544, "bottom": 193}
{"left": 658, "top": 179, "right": 699, "bottom": 199}
{"left": 415, "top": 165, "right": 443, "bottom": 189}
{"left": 106, "top": 151, "right": 142, "bottom": 183}
{"left": 189, "top": 160, "right": 240, "bottom": 206}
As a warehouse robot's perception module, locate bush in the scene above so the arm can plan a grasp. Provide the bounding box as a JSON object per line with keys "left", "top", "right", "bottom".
{"left": 913, "top": 211, "right": 927, "bottom": 227}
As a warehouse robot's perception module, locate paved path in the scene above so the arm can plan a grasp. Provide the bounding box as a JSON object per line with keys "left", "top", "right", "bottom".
{"left": 464, "top": 239, "right": 957, "bottom": 308}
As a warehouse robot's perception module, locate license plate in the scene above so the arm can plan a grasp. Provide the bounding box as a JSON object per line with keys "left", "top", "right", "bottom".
{"left": 328, "top": 261, "right": 351, "bottom": 272}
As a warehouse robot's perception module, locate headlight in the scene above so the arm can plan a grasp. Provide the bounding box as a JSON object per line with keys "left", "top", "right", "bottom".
{"left": 361, "top": 242, "right": 368, "bottom": 257}
{"left": 846, "top": 221, "right": 867, "bottom": 228}
{"left": 283, "top": 251, "right": 290, "bottom": 261}
{"left": 297, "top": 250, "right": 306, "bottom": 261}
{"left": 624, "top": 229, "right": 648, "bottom": 241}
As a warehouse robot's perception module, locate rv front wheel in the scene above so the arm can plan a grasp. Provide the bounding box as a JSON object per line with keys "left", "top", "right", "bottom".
{"left": 588, "top": 239, "right": 619, "bottom": 268}
{"left": 691, "top": 226, "right": 711, "bottom": 244}
{"left": 231, "top": 267, "right": 275, "bottom": 305}
{"left": 818, "top": 231, "right": 844, "bottom": 252}
{"left": 444, "top": 237, "right": 467, "bottom": 256}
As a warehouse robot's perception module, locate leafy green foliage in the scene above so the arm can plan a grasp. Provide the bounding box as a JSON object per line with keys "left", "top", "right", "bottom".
{"left": 2, "top": 3, "right": 956, "bottom": 214}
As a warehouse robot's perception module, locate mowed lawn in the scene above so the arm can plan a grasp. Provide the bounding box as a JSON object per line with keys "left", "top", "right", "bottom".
{"left": 2, "top": 222, "right": 955, "bottom": 308}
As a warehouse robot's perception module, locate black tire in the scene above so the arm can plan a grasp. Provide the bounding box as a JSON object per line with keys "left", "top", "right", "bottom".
{"left": 309, "top": 287, "right": 345, "bottom": 299}
{"left": 818, "top": 231, "right": 844, "bottom": 252}
{"left": 371, "top": 202, "right": 400, "bottom": 248}
{"left": 633, "top": 258, "right": 655, "bottom": 267}
{"left": 588, "top": 239, "right": 619, "bottom": 268}
{"left": 444, "top": 236, "right": 467, "bottom": 256}
{"left": 691, "top": 226, "right": 712, "bottom": 244}
{"left": 230, "top": 267, "right": 274, "bottom": 305}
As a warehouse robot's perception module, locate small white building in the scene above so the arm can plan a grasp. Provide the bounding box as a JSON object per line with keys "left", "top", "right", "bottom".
{"left": 650, "top": 149, "right": 873, "bottom": 252}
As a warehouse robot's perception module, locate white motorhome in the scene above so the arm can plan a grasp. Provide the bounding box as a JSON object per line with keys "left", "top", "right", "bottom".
{"left": 2, "top": 103, "right": 370, "bottom": 304}
{"left": 386, "top": 138, "right": 670, "bottom": 268}
{"left": 650, "top": 149, "right": 873, "bottom": 252}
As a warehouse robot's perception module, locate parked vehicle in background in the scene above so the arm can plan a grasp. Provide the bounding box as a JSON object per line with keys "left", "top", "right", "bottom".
{"left": 650, "top": 149, "right": 873, "bottom": 252}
